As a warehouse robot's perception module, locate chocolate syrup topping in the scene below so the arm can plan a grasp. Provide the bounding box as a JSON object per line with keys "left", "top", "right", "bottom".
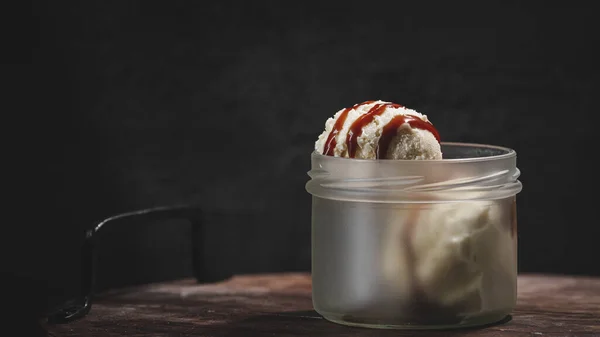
{"left": 323, "top": 101, "right": 440, "bottom": 159}
{"left": 323, "top": 100, "right": 374, "bottom": 156}
{"left": 376, "top": 114, "right": 441, "bottom": 159}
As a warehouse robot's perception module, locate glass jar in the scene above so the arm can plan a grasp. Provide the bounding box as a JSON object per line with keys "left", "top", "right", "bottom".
{"left": 305, "top": 142, "right": 522, "bottom": 329}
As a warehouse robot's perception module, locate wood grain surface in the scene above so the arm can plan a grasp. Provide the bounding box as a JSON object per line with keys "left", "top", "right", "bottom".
{"left": 46, "top": 273, "right": 600, "bottom": 337}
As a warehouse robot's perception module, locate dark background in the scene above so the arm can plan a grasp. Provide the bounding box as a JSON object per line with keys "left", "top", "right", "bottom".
{"left": 15, "top": 0, "right": 600, "bottom": 326}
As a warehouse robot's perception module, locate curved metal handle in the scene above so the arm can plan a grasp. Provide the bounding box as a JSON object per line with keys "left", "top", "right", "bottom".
{"left": 46, "top": 204, "right": 214, "bottom": 324}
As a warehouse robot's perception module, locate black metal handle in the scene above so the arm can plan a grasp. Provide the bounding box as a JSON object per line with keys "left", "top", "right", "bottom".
{"left": 46, "top": 204, "right": 216, "bottom": 324}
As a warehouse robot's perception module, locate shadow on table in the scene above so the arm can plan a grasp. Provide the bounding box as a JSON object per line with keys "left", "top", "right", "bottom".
{"left": 214, "top": 311, "right": 513, "bottom": 337}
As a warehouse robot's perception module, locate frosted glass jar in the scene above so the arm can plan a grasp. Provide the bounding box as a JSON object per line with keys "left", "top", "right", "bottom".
{"left": 305, "top": 142, "right": 522, "bottom": 329}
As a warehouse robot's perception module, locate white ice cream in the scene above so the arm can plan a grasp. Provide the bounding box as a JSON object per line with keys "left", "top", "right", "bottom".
{"left": 315, "top": 100, "right": 442, "bottom": 160}
{"left": 381, "top": 199, "right": 516, "bottom": 314}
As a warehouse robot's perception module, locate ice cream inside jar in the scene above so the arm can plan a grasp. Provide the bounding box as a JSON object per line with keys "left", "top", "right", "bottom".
{"left": 306, "top": 100, "right": 522, "bottom": 329}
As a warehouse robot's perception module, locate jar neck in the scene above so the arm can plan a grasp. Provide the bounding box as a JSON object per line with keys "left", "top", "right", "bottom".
{"left": 306, "top": 144, "right": 522, "bottom": 203}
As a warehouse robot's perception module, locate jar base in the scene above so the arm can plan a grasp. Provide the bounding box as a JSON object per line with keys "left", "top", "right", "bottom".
{"left": 319, "top": 310, "right": 511, "bottom": 330}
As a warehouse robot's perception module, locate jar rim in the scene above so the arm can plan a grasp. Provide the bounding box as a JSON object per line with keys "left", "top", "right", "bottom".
{"left": 312, "top": 142, "right": 516, "bottom": 163}
{"left": 307, "top": 142, "right": 521, "bottom": 202}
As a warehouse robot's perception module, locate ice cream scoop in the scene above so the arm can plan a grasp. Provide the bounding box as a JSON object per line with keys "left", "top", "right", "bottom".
{"left": 315, "top": 100, "right": 442, "bottom": 160}
{"left": 381, "top": 199, "right": 516, "bottom": 316}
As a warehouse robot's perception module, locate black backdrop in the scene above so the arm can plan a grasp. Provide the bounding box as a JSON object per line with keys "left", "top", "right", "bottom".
{"left": 16, "top": 0, "right": 600, "bottom": 327}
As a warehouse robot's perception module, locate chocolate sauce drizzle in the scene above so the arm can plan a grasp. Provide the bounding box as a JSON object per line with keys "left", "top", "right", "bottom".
{"left": 377, "top": 114, "right": 441, "bottom": 159}
{"left": 323, "top": 100, "right": 374, "bottom": 156}
{"left": 324, "top": 101, "right": 441, "bottom": 159}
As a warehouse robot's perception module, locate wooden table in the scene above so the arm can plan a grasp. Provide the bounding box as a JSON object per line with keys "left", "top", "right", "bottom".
{"left": 46, "top": 273, "right": 600, "bottom": 337}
